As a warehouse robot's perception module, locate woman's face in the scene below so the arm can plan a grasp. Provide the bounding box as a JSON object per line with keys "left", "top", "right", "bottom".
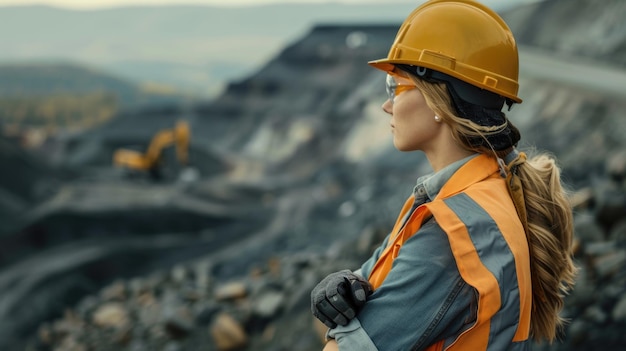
{"left": 382, "top": 74, "right": 442, "bottom": 152}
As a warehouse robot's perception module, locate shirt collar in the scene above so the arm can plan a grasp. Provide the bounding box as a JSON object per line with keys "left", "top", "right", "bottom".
{"left": 413, "top": 154, "right": 479, "bottom": 203}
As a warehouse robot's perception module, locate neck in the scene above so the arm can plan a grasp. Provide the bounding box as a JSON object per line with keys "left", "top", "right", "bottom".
{"left": 423, "top": 127, "right": 474, "bottom": 172}
{"left": 426, "top": 148, "right": 474, "bottom": 172}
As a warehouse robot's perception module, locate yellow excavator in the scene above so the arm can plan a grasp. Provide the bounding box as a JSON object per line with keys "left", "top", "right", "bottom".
{"left": 113, "top": 120, "right": 190, "bottom": 178}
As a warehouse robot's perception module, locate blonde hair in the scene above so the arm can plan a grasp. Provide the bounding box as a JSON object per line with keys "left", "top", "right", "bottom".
{"left": 411, "top": 77, "right": 577, "bottom": 342}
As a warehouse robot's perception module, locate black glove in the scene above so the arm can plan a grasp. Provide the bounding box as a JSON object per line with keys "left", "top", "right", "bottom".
{"left": 311, "top": 270, "right": 373, "bottom": 328}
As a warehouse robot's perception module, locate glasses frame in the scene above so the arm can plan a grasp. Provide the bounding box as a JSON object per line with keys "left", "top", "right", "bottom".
{"left": 386, "top": 74, "right": 417, "bottom": 104}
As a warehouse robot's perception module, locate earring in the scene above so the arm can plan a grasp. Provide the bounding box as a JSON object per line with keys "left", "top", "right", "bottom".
{"left": 434, "top": 115, "right": 442, "bottom": 122}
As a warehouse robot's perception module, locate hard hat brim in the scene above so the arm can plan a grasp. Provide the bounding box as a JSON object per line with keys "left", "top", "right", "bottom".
{"left": 367, "top": 59, "right": 396, "bottom": 73}
{"left": 368, "top": 58, "right": 523, "bottom": 104}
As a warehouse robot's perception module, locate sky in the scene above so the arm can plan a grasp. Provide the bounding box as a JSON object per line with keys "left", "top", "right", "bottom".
{"left": 0, "top": 0, "right": 537, "bottom": 9}
{"left": 0, "top": 0, "right": 417, "bottom": 9}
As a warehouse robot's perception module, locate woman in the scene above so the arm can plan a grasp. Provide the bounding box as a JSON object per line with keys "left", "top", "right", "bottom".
{"left": 310, "top": 0, "right": 577, "bottom": 350}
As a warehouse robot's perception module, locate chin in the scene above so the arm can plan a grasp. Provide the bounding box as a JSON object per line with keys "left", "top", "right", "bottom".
{"left": 393, "top": 143, "right": 417, "bottom": 152}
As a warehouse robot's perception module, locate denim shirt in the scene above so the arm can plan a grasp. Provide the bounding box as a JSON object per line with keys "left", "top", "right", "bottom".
{"left": 329, "top": 154, "right": 479, "bottom": 351}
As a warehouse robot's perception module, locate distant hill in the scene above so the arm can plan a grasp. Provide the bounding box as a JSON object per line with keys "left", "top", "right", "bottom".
{"left": 0, "top": 63, "right": 193, "bottom": 132}
{"left": 0, "top": 63, "right": 138, "bottom": 98}
{"left": 502, "top": 0, "right": 626, "bottom": 67}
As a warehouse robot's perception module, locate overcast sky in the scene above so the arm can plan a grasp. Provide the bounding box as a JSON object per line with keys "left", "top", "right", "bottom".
{"left": 0, "top": 0, "right": 416, "bottom": 8}
{"left": 0, "top": 0, "right": 539, "bottom": 9}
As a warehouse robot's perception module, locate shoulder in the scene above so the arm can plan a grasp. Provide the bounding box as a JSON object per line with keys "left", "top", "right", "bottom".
{"left": 400, "top": 216, "right": 456, "bottom": 269}
{"left": 429, "top": 183, "right": 511, "bottom": 222}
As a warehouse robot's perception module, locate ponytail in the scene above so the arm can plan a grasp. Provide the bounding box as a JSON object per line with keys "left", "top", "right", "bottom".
{"left": 514, "top": 153, "right": 577, "bottom": 341}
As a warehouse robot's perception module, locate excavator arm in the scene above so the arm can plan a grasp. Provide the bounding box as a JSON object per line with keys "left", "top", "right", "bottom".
{"left": 113, "top": 120, "right": 190, "bottom": 174}
{"left": 174, "top": 121, "right": 190, "bottom": 165}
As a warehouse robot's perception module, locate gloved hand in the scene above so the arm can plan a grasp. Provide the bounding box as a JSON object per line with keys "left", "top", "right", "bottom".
{"left": 311, "top": 270, "right": 373, "bottom": 328}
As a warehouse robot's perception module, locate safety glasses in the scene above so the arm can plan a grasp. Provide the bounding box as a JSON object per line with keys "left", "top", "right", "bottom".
{"left": 386, "top": 74, "right": 417, "bottom": 104}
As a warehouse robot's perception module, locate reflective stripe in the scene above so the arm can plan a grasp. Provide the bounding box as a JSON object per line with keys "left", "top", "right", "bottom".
{"left": 461, "top": 181, "right": 532, "bottom": 342}
{"left": 443, "top": 194, "right": 522, "bottom": 350}
{"left": 427, "top": 199, "right": 496, "bottom": 350}
{"left": 368, "top": 200, "right": 431, "bottom": 289}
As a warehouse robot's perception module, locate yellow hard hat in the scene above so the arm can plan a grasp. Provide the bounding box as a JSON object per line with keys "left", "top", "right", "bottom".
{"left": 369, "top": 0, "right": 522, "bottom": 104}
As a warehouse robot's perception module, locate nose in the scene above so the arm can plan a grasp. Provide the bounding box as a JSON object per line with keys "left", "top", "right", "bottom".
{"left": 382, "top": 99, "right": 393, "bottom": 115}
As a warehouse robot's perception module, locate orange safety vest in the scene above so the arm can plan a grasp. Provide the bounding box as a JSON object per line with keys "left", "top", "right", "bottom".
{"left": 368, "top": 154, "right": 532, "bottom": 351}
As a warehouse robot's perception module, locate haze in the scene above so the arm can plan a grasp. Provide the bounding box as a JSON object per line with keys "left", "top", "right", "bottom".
{"left": 0, "top": 0, "right": 541, "bottom": 10}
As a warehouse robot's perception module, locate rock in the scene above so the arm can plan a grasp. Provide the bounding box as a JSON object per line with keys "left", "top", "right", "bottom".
{"left": 594, "top": 251, "right": 626, "bottom": 279}
{"left": 584, "top": 240, "right": 616, "bottom": 256}
{"left": 602, "top": 280, "right": 625, "bottom": 300}
{"left": 37, "top": 324, "right": 52, "bottom": 345}
{"left": 52, "top": 310, "right": 84, "bottom": 337}
{"left": 253, "top": 290, "right": 285, "bottom": 318}
{"left": 92, "top": 303, "right": 130, "bottom": 329}
{"left": 193, "top": 301, "right": 220, "bottom": 326}
{"left": 583, "top": 305, "right": 607, "bottom": 324}
{"left": 567, "top": 265, "right": 596, "bottom": 308}
{"left": 130, "top": 272, "right": 166, "bottom": 303}
{"left": 128, "top": 277, "right": 150, "bottom": 296}
{"left": 593, "top": 179, "right": 626, "bottom": 230}
{"left": 137, "top": 291, "right": 158, "bottom": 307}
{"left": 567, "top": 319, "right": 588, "bottom": 346}
{"left": 54, "top": 335, "right": 87, "bottom": 351}
{"left": 113, "top": 325, "right": 133, "bottom": 345}
{"left": 171, "top": 264, "right": 189, "bottom": 286}
{"left": 338, "top": 200, "right": 356, "bottom": 217}
{"left": 214, "top": 281, "right": 248, "bottom": 301}
{"left": 606, "top": 149, "right": 626, "bottom": 182}
{"left": 210, "top": 312, "right": 248, "bottom": 351}
{"left": 261, "top": 324, "right": 276, "bottom": 342}
{"left": 612, "top": 295, "right": 626, "bottom": 322}
{"left": 163, "top": 341, "right": 183, "bottom": 351}
{"left": 609, "top": 219, "right": 626, "bottom": 245}
{"left": 163, "top": 305, "right": 195, "bottom": 339}
{"left": 138, "top": 300, "right": 161, "bottom": 326}
{"left": 277, "top": 255, "right": 314, "bottom": 291}
{"left": 128, "top": 340, "right": 149, "bottom": 351}
{"left": 285, "top": 269, "right": 318, "bottom": 311}
{"left": 75, "top": 295, "right": 100, "bottom": 317}
{"left": 574, "top": 213, "right": 605, "bottom": 245}
{"left": 100, "top": 280, "right": 127, "bottom": 301}
{"left": 180, "top": 283, "right": 203, "bottom": 302}
{"left": 266, "top": 257, "right": 282, "bottom": 278}
{"left": 355, "top": 225, "right": 377, "bottom": 256}
{"left": 194, "top": 261, "right": 213, "bottom": 291}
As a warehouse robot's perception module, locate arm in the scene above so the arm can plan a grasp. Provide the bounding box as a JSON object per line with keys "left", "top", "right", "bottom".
{"left": 310, "top": 235, "right": 390, "bottom": 329}
{"left": 359, "top": 235, "right": 388, "bottom": 278}
{"left": 323, "top": 340, "right": 339, "bottom": 351}
{"left": 330, "top": 219, "right": 476, "bottom": 350}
